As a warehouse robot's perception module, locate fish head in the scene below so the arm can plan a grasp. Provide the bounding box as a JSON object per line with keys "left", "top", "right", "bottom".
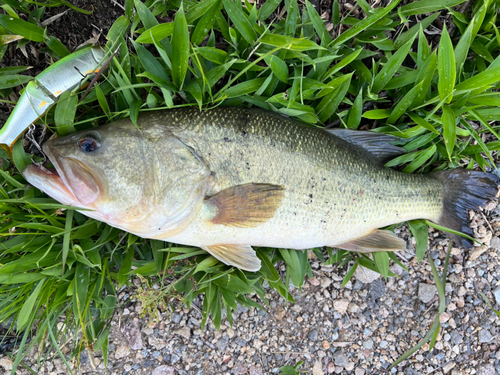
{"left": 23, "top": 118, "right": 212, "bottom": 236}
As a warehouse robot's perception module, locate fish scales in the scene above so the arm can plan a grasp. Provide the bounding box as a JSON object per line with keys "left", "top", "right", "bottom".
{"left": 144, "top": 107, "right": 442, "bottom": 249}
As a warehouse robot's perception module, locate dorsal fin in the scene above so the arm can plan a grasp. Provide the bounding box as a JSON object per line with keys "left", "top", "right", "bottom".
{"left": 325, "top": 129, "right": 404, "bottom": 163}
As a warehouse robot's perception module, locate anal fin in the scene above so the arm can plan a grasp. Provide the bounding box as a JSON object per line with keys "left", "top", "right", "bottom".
{"left": 203, "top": 244, "right": 261, "bottom": 271}
{"left": 336, "top": 229, "right": 406, "bottom": 253}
{"left": 205, "top": 183, "right": 285, "bottom": 228}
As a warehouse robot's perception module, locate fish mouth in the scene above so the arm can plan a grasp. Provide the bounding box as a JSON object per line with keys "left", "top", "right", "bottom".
{"left": 23, "top": 141, "right": 100, "bottom": 207}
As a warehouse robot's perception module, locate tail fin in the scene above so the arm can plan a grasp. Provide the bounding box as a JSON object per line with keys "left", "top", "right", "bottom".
{"left": 432, "top": 169, "right": 499, "bottom": 248}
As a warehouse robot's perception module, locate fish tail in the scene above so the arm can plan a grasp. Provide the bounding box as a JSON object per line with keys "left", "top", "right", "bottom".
{"left": 432, "top": 169, "right": 499, "bottom": 248}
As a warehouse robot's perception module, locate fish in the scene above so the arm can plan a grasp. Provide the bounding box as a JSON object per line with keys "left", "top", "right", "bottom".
{"left": 22, "top": 107, "right": 500, "bottom": 271}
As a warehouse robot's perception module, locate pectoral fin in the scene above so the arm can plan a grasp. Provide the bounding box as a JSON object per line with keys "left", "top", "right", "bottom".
{"left": 203, "top": 244, "right": 261, "bottom": 271}
{"left": 205, "top": 183, "right": 285, "bottom": 228}
{"left": 336, "top": 229, "right": 406, "bottom": 253}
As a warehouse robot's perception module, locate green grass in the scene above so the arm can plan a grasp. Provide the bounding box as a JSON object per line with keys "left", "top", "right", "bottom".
{"left": 1, "top": 0, "right": 500, "bottom": 372}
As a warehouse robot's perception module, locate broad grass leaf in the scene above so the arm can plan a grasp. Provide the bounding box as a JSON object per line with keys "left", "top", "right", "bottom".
{"left": 196, "top": 47, "right": 228, "bottom": 65}
{"left": 191, "top": 0, "right": 221, "bottom": 45}
{"left": 136, "top": 23, "right": 173, "bottom": 43}
{"left": 96, "top": 84, "right": 111, "bottom": 118}
{"left": 223, "top": 0, "right": 257, "bottom": 44}
{"left": 107, "top": 16, "right": 130, "bottom": 43}
{"left": 332, "top": 0, "right": 340, "bottom": 26}
{"left": 438, "top": 26, "right": 455, "bottom": 103}
{"left": 73, "top": 263, "right": 90, "bottom": 324}
{"left": 408, "top": 220, "right": 428, "bottom": 262}
{"left": 455, "top": 66, "right": 500, "bottom": 91}
{"left": 264, "top": 55, "right": 289, "bottom": 83}
{"left": 441, "top": 105, "right": 456, "bottom": 160}
{"left": 258, "top": 0, "right": 282, "bottom": 21}
{"left": 362, "top": 109, "right": 391, "bottom": 119}
{"left": 417, "top": 26, "right": 430, "bottom": 68}
{"left": 17, "top": 278, "right": 46, "bottom": 330}
{"left": 322, "top": 48, "right": 363, "bottom": 81}
{"left": 402, "top": 144, "right": 436, "bottom": 173}
{"left": 341, "top": 262, "right": 357, "bottom": 288}
{"left": 0, "top": 14, "right": 44, "bottom": 42}
{"left": 224, "top": 77, "right": 267, "bottom": 97}
{"left": 0, "top": 74, "right": 31, "bottom": 89}
{"left": 332, "top": 0, "right": 401, "bottom": 46}
{"left": 134, "top": 0, "right": 158, "bottom": 29}
{"left": 317, "top": 74, "right": 352, "bottom": 123}
{"left": 186, "top": 0, "right": 220, "bottom": 24}
{"left": 213, "top": 274, "right": 253, "bottom": 294}
{"left": 195, "top": 256, "right": 219, "bottom": 273}
{"left": 259, "top": 34, "right": 323, "bottom": 51}
{"left": 133, "top": 40, "right": 169, "bottom": 82}
{"left": 399, "top": 0, "right": 466, "bottom": 16}
{"left": 12, "top": 134, "right": 32, "bottom": 174}
{"left": 408, "top": 112, "right": 439, "bottom": 134}
{"left": 347, "top": 88, "right": 363, "bottom": 129}
{"left": 305, "top": 0, "right": 332, "bottom": 44}
{"left": 54, "top": 91, "right": 77, "bottom": 136}
{"left": 372, "top": 33, "right": 417, "bottom": 93}
{"left": 394, "top": 13, "right": 439, "bottom": 50}
{"left": 172, "top": 3, "right": 190, "bottom": 89}
{"left": 45, "top": 36, "right": 70, "bottom": 58}
{"left": 372, "top": 251, "right": 389, "bottom": 279}
{"left": 387, "top": 81, "right": 423, "bottom": 124}
{"left": 460, "top": 119, "right": 495, "bottom": 167}
{"left": 285, "top": 0, "right": 299, "bottom": 37}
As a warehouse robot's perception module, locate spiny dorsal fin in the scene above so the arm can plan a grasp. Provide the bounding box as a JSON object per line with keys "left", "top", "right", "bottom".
{"left": 325, "top": 129, "right": 404, "bottom": 163}
{"left": 336, "top": 229, "right": 406, "bottom": 253}
{"left": 205, "top": 183, "right": 285, "bottom": 228}
{"left": 203, "top": 244, "right": 261, "bottom": 271}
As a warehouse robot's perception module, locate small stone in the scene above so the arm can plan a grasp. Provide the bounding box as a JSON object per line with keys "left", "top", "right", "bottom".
{"left": 313, "top": 361, "right": 324, "bottom": 375}
{"left": 443, "top": 362, "right": 455, "bottom": 374}
{"left": 170, "top": 313, "right": 182, "bottom": 324}
{"left": 114, "top": 345, "right": 130, "bottom": 359}
{"left": 363, "top": 340, "right": 373, "bottom": 350}
{"left": 477, "top": 363, "right": 495, "bottom": 375}
{"left": 217, "top": 335, "right": 230, "bottom": 351}
{"left": 493, "top": 286, "right": 500, "bottom": 305}
{"left": 249, "top": 365, "right": 263, "bottom": 375}
{"left": 479, "top": 329, "right": 494, "bottom": 343}
{"left": 253, "top": 339, "right": 264, "bottom": 349}
{"left": 308, "top": 329, "right": 319, "bottom": 341}
{"left": 333, "top": 351, "right": 349, "bottom": 367}
{"left": 122, "top": 321, "right": 143, "bottom": 350}
{"left": 355, "top": 369, "right": 365, "bottom": 375}
{"left": 321, "top": 278, "right": 332, "bottom": 289}
{"left": 418, "top": 283, "right": 437, "bottom": 303}
{"left": 322, "top": 340, "right": 330, "bottom": 349}
{"left": 490, "top": 236, "right": 500, "bottom": 250}
{"left": 174, "top": 326, "right": 191, "bottom": 340}
{"left": 152, "top": 365, "right": 175, "bottom": 375}
{"left": 327, "top": 362, "right": 335, "bottom": 374}
{"left": 0, "top": 357, "right": 13, "bottom": 371}
{"left": 233, "top": 362, "right": 247, "bottom": 374}
{"left": 333, "top": 299, "right": 349, "bottom": 314}
{"left": 235, "top": 337, "right": 247, "bottom": 347}
{"left": 354, "top": 265, "right": 380, "bottom": 284}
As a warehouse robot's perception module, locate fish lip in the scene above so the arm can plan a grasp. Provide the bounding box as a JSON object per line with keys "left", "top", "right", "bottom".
{"left": 42, "top": 140, "right": 101, "bottom": 205}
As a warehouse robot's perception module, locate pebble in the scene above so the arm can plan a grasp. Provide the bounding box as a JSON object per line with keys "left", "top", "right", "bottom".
{"left": 355, "top": 369, "right": 365, "bottom": 375}
{"left": 327, "top": 362, "right": 335, "bottom": 373}
{"left": 490, "top": 236, "right": 500, "bottom": 250}
{"left": 217, "top": 335, "right": 229, "bottom": 351}
{"left": 174, "top": 326, "right": 191, "bottom": 340}
{"left": 493, "top": 286, "right": 500, "bottom": 305}
{"left": 333, "top": 299, "right": 349, "bottom": 314}
{"left": 418, "top": 283, "right": 437, "bottom": 303}
{"left": 363, "top": 340, "right": 373, "bottom": 349}
{"left": 477, "top": 364, "right": 496, "bottom": 375}
{"left": 249, "top": 365, "right": 263, "bottom": 375}
{"left": 308, "top": 329, "right": 319, "bottom": 341}
{"left": 333, "top": 351, "right": 349, "bottom": 367}
{"left": 122, "top": 321, "right": 143, "bottom": 350}
{"left": 152, "top": 365, "right": 175, "bottom": 375}
{"left": 114, "top": 345, "right": 130, "bottom": 359}
{"left": 354, "top": 265, "right": 380, "bottom": 284}
{"left": 479, "top": 329, "right": 494, "bottom": 343}
{"left": 312, "top": 361, "right": 324, "bottom": 375}
{"left": 0, "top": 357, "right": 13, "bottom": 371}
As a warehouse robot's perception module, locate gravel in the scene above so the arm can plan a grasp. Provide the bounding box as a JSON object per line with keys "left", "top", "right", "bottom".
{"left": 3, "top": 204, "right": 500, "bottom": 375}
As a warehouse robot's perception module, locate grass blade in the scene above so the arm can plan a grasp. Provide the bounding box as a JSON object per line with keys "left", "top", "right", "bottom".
{"left": 172, "top": 3, "right": 190, "bottom": 89}
{"left": 437, "top": 26, "right": 456, "bottom": 103}
{"left": 441, "top": 105, "right": 456, "bottom": 160}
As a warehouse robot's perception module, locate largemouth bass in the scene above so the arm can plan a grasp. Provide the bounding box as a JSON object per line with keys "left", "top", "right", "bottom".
{"left": 23, "top": 107, "right": 499, "bottom": 271}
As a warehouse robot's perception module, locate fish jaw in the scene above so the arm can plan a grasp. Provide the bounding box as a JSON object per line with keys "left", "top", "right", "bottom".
{"left": 23, "top": 164, "right": 80, "bottom": 207}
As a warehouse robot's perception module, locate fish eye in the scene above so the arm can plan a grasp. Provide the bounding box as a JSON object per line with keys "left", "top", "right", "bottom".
{"left": 78, "top": 136, "right": 101, "bottom": 152}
